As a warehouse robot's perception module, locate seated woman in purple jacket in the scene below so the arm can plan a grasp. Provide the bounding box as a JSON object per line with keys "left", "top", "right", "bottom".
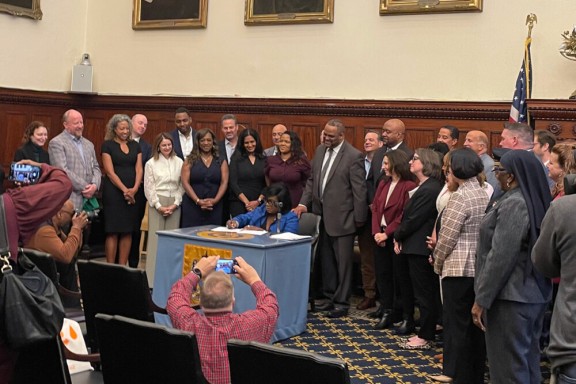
{"left": 226, "top": 183, "right": 299, "bottom": 234}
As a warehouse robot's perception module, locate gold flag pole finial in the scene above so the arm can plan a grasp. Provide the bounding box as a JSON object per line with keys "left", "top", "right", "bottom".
{"left": 526, "top": 13, "right": 537, "bottom": 38}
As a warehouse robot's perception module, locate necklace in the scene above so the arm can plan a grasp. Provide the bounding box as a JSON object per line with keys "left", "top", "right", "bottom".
{"left": 201, "top": 155, "right": 212, "bottom": 164}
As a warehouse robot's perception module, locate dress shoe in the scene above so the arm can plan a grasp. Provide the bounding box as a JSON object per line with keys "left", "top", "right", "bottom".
{"left": 428, "top": 374, "right": 453, "bottom": 383}
{"left": 314, "top": 301, "right": 335, "bottom": 311}
{"left": 327, "top": 308, "right": 349, "bottom": 318}
{"left": 356, "top": 297, "right": 376, "bottom": 310}
{"left": 395, "top": 319, "right": 416, "bottom": 335}
{"left": 373, "top": 310, "right": 394, "bottom": 330}
{"left": 367, "top": 306, "right": 383, "bottom": 319}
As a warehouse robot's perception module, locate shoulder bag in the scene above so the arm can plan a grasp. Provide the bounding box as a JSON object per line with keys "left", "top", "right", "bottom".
{"left": 0, "top": 196, "right": 65, "bottom": 350}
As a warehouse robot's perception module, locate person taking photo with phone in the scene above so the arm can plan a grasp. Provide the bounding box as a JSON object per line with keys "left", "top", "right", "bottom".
{"left": 167, "top": 255, "right": 279, "bottom": 384}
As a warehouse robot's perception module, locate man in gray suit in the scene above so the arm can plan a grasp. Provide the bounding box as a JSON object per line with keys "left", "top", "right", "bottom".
{"left": 293, "top": 119, "right": 367, "bottom": 318}
{"left": 49, "top": 109, "right": 101, "bottom": 211}
{"left": 263, "top": 124, "right": 287, "bottom": 157}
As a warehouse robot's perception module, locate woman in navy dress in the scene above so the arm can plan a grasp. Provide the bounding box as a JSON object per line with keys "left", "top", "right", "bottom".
{"left": 228, "top": 129, "right": 267, "bottom": 217}
{"left": 102, "top": 114, "right": 143, "bottom": 265}
{"left": 181, "top": 128, "right": 229, "bottom": 227}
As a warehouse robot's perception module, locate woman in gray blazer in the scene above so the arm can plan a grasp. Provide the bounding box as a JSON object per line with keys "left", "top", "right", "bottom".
{"left": 472, "top": 149, "right": 552, "bottom": 384}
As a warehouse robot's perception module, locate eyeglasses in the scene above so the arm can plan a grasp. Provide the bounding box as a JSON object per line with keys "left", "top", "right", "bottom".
{"left": 411, "top": 155, "right": 420, "bottom": 162}
{"left": 60, "top": 209, "right": 75, "bottom": 217}
{"left": 492, "top": 166, "right": 507, "bottom": 173}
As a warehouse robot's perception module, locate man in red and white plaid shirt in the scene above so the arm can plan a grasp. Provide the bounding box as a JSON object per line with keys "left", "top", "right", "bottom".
{"left": 167, "top": 256, "right": 279, "bottom": 384}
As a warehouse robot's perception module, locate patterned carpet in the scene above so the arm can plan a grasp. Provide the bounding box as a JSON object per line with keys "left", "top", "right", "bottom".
{"left": 277, "top": 305, "right": 551, "bottom": 384}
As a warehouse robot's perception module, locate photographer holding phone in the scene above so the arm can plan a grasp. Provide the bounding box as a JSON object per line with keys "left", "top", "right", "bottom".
{"left": 167, "top": 255, "right": 279, "bottom": 384}
{"left": 26, "top": 200, "right": 89, "bottom": 306}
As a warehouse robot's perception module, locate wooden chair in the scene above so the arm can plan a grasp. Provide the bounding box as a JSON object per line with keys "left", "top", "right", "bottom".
{"left": 95, "top": 314, "right": 206, "bottom": 384}
{"left": 227, "top": 339, "right": 350, "bottom": 384}
{"left": 139, "top": 204, "right": 149, "bottom": 264}
{"left": 76, "top": 260, "right": 166, "bottom": 352}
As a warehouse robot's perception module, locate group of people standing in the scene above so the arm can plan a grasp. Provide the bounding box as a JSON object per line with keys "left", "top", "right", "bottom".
{"left": 359, "top": 119, "right": 576, "bottom": 384}
{"left": 11, "top": 109, "right": 311, "bottom": 271}
{"left": 10, "top": 109, "right": 576, "bottom": 383}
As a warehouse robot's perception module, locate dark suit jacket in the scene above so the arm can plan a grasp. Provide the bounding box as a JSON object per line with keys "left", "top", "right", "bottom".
{"left": 138, "top": 138, "right": 152, "bottom": 165}
{"left": 371, "top": 178, "right": 417, "bottom": 237}
{"left": 218, "top": 140, "right": 236, "bottom": 164}
{"left": 300, "top": 142, "right": 367, "bottom": 237}
{"left": 171, "top": 128, "right": 195, "bottom": 160}
{"left": 394, "top": 177, "right": 442, "bottom": 256}
{"left": 367, "top": 142, "right": 413, "bottom": 203}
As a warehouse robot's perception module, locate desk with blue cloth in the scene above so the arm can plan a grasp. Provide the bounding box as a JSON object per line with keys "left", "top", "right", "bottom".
{"left": 152, "top": 225, "right": 311, "bottom": 342}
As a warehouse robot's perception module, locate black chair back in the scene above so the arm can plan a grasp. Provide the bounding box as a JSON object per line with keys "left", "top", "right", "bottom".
{"left": 23, "top": 248, "right": 84, "bottom": 321}
{"left": 77, "top": 260, "right": 163, "bottom": 351}
{"left": 95, "top": 314, "right": 206, "bottom": 384}
{"left": 12, "top": 336, "right": 103, "bottom": 384}
{"left": 227, "top": 339, "right": 350, "bottom": 384}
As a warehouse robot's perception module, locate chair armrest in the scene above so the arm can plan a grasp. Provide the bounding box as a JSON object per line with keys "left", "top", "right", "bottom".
{"left": 64, "top": 344, "right": 101, "bottom": 363}
{"left": 58, "top": 285, "right": 82, "bottom": 300}
{"left": 147, "top": 295, "right": 168, "bottom": 315}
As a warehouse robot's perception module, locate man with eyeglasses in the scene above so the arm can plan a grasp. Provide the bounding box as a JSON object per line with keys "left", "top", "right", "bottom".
{"left": 26, "top": 200, "right": 89, "bottom": 306}
{"left": 264, "top": 124, "right": 287, "bottom": 157}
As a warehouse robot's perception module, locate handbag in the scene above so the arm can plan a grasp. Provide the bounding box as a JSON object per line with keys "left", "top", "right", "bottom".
{"left": 0, "top": 197, "right": 65, "bottom": 350}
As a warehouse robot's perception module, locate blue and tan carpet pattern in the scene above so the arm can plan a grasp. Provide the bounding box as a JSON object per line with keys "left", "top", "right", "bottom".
{"left": 277, "top": 310, "right": 551, "bottom": 384}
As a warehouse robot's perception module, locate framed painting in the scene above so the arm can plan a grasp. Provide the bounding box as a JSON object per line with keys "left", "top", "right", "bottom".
{"left": 0, "top": 0, "right": 42, "bottom": 20}
{"left": 132, "top": 0, "right": 208, "bottom": 30}
{"left": 380, "top": 0, "right": 482, "bottom": 15}
{"left": 245, "top": 0, "right": 334, "bottom": 26}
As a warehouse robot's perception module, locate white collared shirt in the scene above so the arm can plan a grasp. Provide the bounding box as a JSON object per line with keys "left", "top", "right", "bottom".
{"left": 178, "top": 130, "right": 194, "bottom": 158}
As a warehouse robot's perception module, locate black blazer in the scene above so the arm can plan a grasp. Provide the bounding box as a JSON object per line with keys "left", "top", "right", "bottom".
{"left": 218, "top": 140, "right": 235, "bottom": 164}
{"left": 394, "top": 177, "right": 442, "bottom": 256}
{"left": 171, "top": 128, "right": 195, "bottom": 160}
{"left": 138, "top": 138, "right": 152, "bottom": 165}
{"left": 367, "top": 142, "right": 413, "bottom": 203}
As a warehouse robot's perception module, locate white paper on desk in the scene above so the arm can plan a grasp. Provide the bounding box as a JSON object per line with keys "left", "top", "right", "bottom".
{"left": 270, "top": 233, "right": 311, "bottom": 240}
{"left": 238, "top": 229, "right": 268, "bottom": 235}
{"left": 211, "top": 226, "right": 241, "bottom": 233}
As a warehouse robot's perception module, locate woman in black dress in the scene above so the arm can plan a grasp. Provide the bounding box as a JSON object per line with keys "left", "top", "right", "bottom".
{"left": 101, "top": 114, "right": 142, "bottom": 265}
{"left": 181, "top": 128, "right": 229, "bottom": 227}
{"left": 228, "top": 129, "right": 267, "bottom": 217}
{"left": 13, "top": 121, "right": 51, "bottom": 164}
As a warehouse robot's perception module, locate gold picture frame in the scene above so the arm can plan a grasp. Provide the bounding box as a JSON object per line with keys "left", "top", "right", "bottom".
{"left": 132, "top": 0, "right": 208, "bottom": 30}
{"left": 245, "top": 0, "right": 334, "bottom": 26}
{"left": 0, "top": 0, "right": 42, "bottom": 20}
{"left": 380, "top": 0, "right": 482, "bottom": 16}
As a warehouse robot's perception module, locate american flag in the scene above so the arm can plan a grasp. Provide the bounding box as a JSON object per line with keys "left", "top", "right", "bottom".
{"left": 509, "top": 37, "right": 532, "bottom": 123}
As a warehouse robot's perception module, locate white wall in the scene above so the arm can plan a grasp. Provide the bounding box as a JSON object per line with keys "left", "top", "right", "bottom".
{"left": 0, "top": 1, "right": 88, "bottom": 92}
{"left": 1, "top": 0, "right": 575, "bottom": 100}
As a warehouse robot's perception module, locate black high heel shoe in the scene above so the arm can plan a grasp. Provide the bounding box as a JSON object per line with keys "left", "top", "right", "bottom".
{"left": 367, "top": 306, "right": 383, "bottom": 319}
{"left": 373, "top": 310, "right": 393, "bottom": 330}
{"left": 395, "top": 319, "right": 416, "bottom": 335}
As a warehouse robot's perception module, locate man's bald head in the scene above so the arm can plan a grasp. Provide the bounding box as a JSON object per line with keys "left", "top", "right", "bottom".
{"left": 464, "top": 130, "right": 489, "bottom": 155}
{"left": 382, "top": 119, "right": 406, "bottom": 147}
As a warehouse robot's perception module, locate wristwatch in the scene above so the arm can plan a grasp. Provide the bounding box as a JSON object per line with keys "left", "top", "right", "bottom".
{"left": 192, "top": 268, "right": 202, "bottom": 279}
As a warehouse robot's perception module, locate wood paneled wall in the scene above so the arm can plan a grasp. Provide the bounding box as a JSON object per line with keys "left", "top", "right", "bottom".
{"left": 1, "top": 87, "right": 575, "bottom": 172}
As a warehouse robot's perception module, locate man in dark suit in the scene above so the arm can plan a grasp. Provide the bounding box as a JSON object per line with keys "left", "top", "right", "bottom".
{"left": 367, "top": 119, "right": 413, "bottom": 200}
{"left": 171, "top": 107, "right": 195, "bottom": 160}
{"left": 293, "top": 119, "right": 367, "bottom": 318}
{"left": 128, "top": 114, "right": 152, "bottom": 268}
{"left": 217, "top": 114, "right": 239, "bottom": 164}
